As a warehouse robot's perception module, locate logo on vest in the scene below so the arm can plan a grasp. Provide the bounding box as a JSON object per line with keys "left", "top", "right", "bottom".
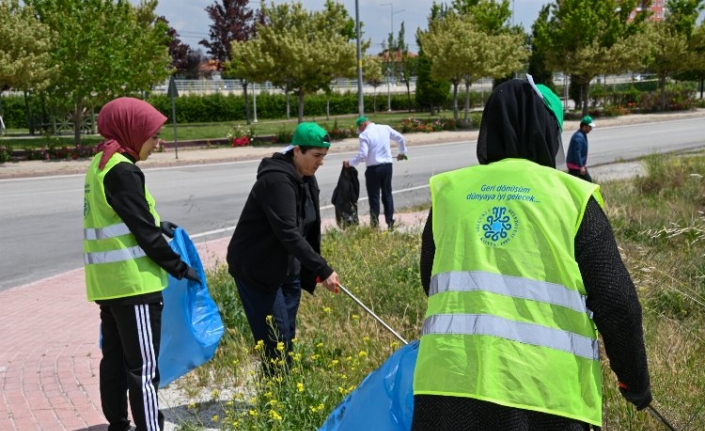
{"left": 477, "top": 206, "right": 518, "bottom": 246}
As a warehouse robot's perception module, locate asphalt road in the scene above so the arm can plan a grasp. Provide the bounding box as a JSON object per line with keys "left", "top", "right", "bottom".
{"left": 1, "top": 116, "right": 703, "bottom": 292}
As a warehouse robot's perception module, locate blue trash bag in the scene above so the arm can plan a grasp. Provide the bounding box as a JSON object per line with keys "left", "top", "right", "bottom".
{"left": 159, "top": 227, "right": 225, "bottom": 388}
{"left": 318, "top": 340, "right": 419, "bottom": 431}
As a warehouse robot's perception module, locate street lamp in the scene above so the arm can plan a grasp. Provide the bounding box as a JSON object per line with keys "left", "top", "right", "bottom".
{"left": 381, "top": 2, "right": 404, "bottom": 112}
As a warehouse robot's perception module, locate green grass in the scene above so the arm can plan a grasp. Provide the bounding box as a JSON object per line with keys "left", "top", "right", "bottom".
{"left": 0, "top": 110, "right": 458, "bottom": 150}
{"left": 171, "top": 155, "right": 705, "bottom": 430}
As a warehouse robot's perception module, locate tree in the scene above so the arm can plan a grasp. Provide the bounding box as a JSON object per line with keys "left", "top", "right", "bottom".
{"left": 230, "top": 1, "right": 357, "bottom": 123}
{"left": 414, "top": 8, "right": 450, "bottom": 116}
{"left": 527, "top": 8, "right": 554, "bottom": 89}
{"left": 420, "top": 10, "right": 526, "bottom": 124}
{"left": 394, "top": 22, "right": 418, "bottom": 112}
{"left": 158, "top": 16, "right": 191, "bottom": 77}
{"left": 363, "top": 56, "right": 384, "bottom": 113}
{"left": 643, "top": 0, "right": 705, "bottom": 110}
{"left": 0, "top": 0, "right": 54, "bottom": 125}
{"left": 200, "top": 0, "right": 256, "bottom": 122}
{"left": 0, "top": 0, "right": 54, "bottom": 92}
{"left": 533, "top": 0, "right": 648, "bottom": 115}
{"left": 677, "top": 22, "right": 705, "bottom": 99}
{"left": 26, "top": 0, "right": 172, "bottom": 144}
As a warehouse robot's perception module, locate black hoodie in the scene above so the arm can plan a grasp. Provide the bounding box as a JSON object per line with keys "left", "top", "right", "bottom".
{"left": 226, "top": 152, "right": 333, "bottom": 294}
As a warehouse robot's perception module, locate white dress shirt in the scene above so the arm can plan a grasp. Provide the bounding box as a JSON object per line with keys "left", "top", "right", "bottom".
{"left": 349, "top": 123, "right": 407, "bottom": 167}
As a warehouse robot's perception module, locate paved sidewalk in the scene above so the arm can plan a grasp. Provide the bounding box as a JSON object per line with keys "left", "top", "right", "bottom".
{"left": 1, "top": 109, "right": 703, "bottom": 430}
{"left": 0, "top": 213, "right": 426, "bottom": 431}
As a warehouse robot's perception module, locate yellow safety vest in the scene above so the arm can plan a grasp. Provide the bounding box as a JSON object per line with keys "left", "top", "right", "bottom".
{"left": 414, "top": 158, "right": 604, "bottom": 427}
{"left": 83, "top": 152, "right": 166, "bottom": 301}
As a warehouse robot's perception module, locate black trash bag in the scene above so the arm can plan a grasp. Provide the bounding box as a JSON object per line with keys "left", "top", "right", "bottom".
{"left": 331, "top": 165, "right": 360, "bottom": 229}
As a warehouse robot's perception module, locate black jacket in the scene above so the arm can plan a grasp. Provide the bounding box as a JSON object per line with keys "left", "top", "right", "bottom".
{"left": 226, "top": 152, "right": 333, "bottom": 294}
{"left": 331, "top": 165, "right": 360, "bottom": 228}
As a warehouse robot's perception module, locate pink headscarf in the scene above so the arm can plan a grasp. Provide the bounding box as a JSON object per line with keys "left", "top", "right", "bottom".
{"left": 96, "top": 97, "right": 167, "bottom": 169}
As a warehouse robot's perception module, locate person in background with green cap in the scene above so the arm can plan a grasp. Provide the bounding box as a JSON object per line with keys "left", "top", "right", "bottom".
{"left": 226, "top": 122, "right": 340, "bottom": 374}
{"left": 567, "top": 115, "right": 596, "bottom": 182}
{"left": 344, "top": 115, "right": 407, "bottom": 230}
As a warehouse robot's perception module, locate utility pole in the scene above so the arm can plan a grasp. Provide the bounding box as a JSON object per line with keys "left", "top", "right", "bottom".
{"left": 381, "top": 2, "right": 404, "bottom": 112}
{"left": 355, "top": 0, "right": 364, "bottom": 115}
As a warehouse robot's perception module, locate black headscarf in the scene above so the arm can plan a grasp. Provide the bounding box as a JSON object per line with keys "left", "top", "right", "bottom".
{"left": 477, "top": 79, "right": 561, "bottom": 168}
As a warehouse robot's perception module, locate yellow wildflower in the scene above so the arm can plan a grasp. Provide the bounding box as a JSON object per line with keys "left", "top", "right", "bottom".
{"left": 297, "top": 382, "right": 305, "bottom": 392}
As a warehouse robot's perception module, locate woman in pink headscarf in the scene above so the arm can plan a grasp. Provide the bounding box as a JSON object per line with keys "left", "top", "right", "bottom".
{"left": 83, "top": 97, "right": 200, "bottom": 431}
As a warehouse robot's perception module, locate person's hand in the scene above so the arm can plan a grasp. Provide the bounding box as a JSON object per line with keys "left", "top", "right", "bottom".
{"left": 320, "top": 271, "right": 340, "bottom": 293}
{"left": 619, "top": 382, "right": 652, "bottom": 410}
{"left": 185, "top": 266, "right": 201, "bottom": 284}
{"left": 580, "top": 166, "right": 586, "bottom": 175}
{"left": 160, "top": 221, "right": 178, "bottom": 238}
{"left": 397, "top": 153, "right": 408, "bottom": 161}
{"left": 343, "top": 160, "right": 350, "bottom": 168}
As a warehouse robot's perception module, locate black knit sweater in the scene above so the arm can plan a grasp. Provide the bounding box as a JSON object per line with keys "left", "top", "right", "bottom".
{"left": 413, "top": 198, "right": 650, "bottom": 431}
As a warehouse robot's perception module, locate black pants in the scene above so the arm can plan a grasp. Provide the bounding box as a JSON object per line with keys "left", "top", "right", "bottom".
{"left": 365, "top": 163, "right": 394, "bottom": 226}
{"left": 235, "top": 276, "right": 302, "bottom": 374}
{"left": 568, "top": 168, "right": 593, "bottom": 183}
{"left": 100, "top": 302, "right": 164, "bottom": 431}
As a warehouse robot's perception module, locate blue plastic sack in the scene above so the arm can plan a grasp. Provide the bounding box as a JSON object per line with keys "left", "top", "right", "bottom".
{"left": 159, "top": 227, "right": 225, "bottom": 388}
{"left": 318, "top": 340, "right": 419, "bottom": 431}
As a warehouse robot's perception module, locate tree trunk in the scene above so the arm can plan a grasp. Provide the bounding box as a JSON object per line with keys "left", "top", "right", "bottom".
{"left": 581, "top": 82, "right": 590, "bottom": 117}
{"left": 405, "top": 82, "right": 412, "bottom": 112}
{"left": 285, "top": 90, "right": 291, "bottom": 119}
{"left": 297, "top": 92, "right": 305, "bottom": 123}
{"left": 660, "top": 75, "right": 667, "bottom": 111}
{"left": 326, "top": 98, "right": 330, "bottom": 120}
{"left": 700, "top": 78, "right": 704, "bottom": 99}
{"left": 463, "top": 79, "right": 471, "bottom": 122}
{"left": 452, "top": 81, "right": 459, "bottom": 123}
{"left": 373, "top": 89, "right": 378, "bottom": 113}
{"left": 24, "top": 91, "right": 34, "bottom": 136}
{"left": 73, "top": 102, "right": 83, "bottom": 146}
{"left": 243, "top": 81, "right": 251, "bottom": 125}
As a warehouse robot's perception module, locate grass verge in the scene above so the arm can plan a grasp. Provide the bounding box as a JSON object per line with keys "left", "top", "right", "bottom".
{"left": 174, "top": 153, "right": 705, "bottom": 430}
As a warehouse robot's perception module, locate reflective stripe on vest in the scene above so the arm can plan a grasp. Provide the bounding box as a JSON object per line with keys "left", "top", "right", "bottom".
{"left": 422, "top": 313, "right": 599, "bottom": 360}
{"left": 84, "top": 222, "right": 132, "bottom": 240}
{"left": 430, "top": 271, "right": 590, "bottom": 315}
{"left": 84, "top": 245, "right": 148, "bottom": 265}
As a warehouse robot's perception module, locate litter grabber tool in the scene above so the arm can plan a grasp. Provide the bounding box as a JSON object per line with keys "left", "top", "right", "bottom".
{"left": 647, "top": 405, "right": 679, "bottom": 431}
{"left": 337, "top": 283, "right": 409, "bottom": 345}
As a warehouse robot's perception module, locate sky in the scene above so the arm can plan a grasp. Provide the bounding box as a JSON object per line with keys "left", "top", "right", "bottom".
{"left": 146, "top": 0, "right": 549, "bottom": 55}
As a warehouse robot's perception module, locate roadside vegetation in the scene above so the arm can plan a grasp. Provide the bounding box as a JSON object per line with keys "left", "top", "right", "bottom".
{"left": 168, "top": 153, "right": 705, "bottom": 430}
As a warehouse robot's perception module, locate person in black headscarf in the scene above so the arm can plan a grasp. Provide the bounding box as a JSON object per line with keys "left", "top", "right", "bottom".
{"left": 411, "top": 79, "right": 651, "bottom": 431}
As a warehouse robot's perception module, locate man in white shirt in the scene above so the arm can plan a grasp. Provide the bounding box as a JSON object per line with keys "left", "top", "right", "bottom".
{"left": 344, "top": 116, "right": 407, "bottom": 230}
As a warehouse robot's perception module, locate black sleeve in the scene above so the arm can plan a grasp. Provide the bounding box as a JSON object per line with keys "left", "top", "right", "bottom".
{"left": 420, "top": 208, "right": 434, "bottom": 296}
{"left": 255, "top": 175, "right": 333, "bottom": 279}
{"left": 576, "top": 198, "right": 650, "bottom": 392}
{"left": 103, "top": 162, "right": 189, "bottom": 279}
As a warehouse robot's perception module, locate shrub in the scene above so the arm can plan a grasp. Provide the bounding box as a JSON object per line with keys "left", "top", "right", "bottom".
{"left": 0, "top": 144, "right": 12, "bottom": 163}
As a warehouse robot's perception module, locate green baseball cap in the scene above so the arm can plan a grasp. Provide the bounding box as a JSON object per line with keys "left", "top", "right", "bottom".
{"left": 291, "top": 122, "right": 331, "bottom": 148}
{"left": 355, "top": 116, "right": 369, "bottom": 128}
{"left": 535, "top": 84, "right": 564, "bottom": 131}
{"left": 581, "top": 115, "right": 596, "bottom": 128}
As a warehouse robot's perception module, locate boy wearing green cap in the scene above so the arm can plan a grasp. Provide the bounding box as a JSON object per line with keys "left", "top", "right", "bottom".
{"left": 226, "top": 122, "right": 340, "bottom": 374}
{"left": 566, "top": 115, "right": 596, "bottom": 182}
